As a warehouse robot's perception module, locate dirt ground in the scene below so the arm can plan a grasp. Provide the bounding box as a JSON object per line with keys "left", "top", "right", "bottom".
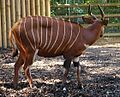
{"left": 0, "top": 37, "right": 120, "bottom": 97}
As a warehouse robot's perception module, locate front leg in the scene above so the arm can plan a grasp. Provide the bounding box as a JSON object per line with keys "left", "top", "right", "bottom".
{"left": 73, "top": 57, "right": 83, "bottom": 89}
{"left": 62, "top": 58, "right": 71, "bottom": 86}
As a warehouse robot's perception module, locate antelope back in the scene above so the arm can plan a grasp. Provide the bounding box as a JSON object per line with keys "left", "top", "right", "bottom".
{"left": 11, "top": 16, "right": 83, "bottom": 57}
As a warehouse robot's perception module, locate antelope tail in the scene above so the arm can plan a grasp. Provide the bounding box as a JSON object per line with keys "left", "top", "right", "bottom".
{"left": 9, "top": 30, "right": 18, "bottom": 57}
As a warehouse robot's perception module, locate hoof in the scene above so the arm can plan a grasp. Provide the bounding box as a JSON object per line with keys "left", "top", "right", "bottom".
{"left": 29, "top": 81, "right": 37, "bottom": 89}
{"left": 63, "top": 87, "right": 67, "bottom": 91}
{"left": 78, "top": 83, "right": 84, "bottom": 90}
{"left": 62, "top": 86, "right": 68, "bottom": 97}
{"left": 29, "top": 84, "right": 33, "bottom": 88}
{"left": 12, "top": 49, "right": 18, "bottom": 57}
{"left": 61, "top": 83, "right": 68, "bottom": 92}
{"left": 13, "top": 83, "right": 18, "bottom": 90}
{"left": 29, "top": 84, "right": 37, "bottom": 89}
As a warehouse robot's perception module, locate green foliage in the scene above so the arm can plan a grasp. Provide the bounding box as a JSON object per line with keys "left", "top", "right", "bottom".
{"left": 51, "top": 0, "right": 120, "bottom": 33}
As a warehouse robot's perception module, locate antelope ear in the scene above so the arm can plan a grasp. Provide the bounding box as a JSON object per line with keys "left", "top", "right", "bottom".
{"left": 82, "top": 16, "right": 94, "bottom": 24}
{"left": 103, "top": 18, "right": 109, "bottom": 26}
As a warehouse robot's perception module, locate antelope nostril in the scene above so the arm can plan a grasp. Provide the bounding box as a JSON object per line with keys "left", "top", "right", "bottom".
{"left": 100, "top": 34, "right": 103, "bottom": 37}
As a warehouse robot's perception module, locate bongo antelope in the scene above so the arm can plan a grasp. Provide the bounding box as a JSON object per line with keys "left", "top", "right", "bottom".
{"left": 9, "top": 5, "right": 109, "bottom": 88}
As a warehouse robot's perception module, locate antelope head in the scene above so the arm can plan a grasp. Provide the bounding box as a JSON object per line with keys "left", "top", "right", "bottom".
{"left": 82, "top": 5, "right": 109, "bottom": 37}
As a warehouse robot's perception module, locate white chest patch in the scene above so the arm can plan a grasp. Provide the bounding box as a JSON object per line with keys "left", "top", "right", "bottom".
{"left": 84, "top": 43, "right": 90, "bottom": 49}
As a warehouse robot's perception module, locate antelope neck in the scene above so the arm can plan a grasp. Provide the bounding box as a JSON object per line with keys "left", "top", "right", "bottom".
{"left": 82, "top": 22, "right": 102, "bottom": 46}
{"left": 87, "top": 21, "right": 102, "bottom": 30}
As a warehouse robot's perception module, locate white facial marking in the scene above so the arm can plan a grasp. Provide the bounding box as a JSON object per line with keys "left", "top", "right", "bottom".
{"left": 101, "top": 26, "right": 104, "bottom": 36}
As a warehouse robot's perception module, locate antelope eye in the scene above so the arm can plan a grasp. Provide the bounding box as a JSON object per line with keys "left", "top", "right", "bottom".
{"left": 103, "top": 19, "right": 109, "bottom": 26}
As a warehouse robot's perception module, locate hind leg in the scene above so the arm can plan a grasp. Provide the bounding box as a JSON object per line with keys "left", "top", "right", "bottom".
{"left": 23, "top": 50, "right": 38, "bottom": 88}
{"left": 13, "top": 53, "right": 24, "bottom": 88}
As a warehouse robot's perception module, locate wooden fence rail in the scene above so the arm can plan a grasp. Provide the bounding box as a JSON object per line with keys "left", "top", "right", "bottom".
{"left": 0, "top": 0, "right": 50, "bottom": 48}
{"left": 0, "top": 2, "right": 120, "bottom": 48}
{"left": 52, "top": 3, "right": 120, "bottom": 36}
{"left": 51, "top": 3, "right": 120, "bottom": 8}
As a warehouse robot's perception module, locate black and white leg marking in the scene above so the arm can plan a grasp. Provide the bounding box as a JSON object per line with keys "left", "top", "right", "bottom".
{"left": 73, "top": 57, "right": 80, "bottom": 67}
{"left": 63, "top": 58, "right": 72, "bottom": 83}
{"left": 63, "top": 59, "right": 71, "bottom": 70}
{"left": 62, "top": 59, "right": 72, "bottom": 92}
{"left": 73, "top": 57, "right": 83, "bottom": 89}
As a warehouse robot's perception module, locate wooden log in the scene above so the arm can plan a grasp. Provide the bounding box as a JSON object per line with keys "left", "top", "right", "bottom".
{"left": 1, "top": 0, "right": 7, "bottom": 48}
{"left": 0, "top": 0, "right": 2, "bottom": 47}
{"left": 6, "top": 0, "right": 11, "bottom": 47}
{"left": 51, "top": 3, "right": 120, "bottom": 8}
{"left": 30, "top": 0, "right": 35, "bottom": 16}
{"left": 55, "top": 14, "right": 120, "bottom": 19}
{"left": 15, "top": 0, "right": 21, "bottom": 20}
{"left": 35, "top": 0, "right": 41, "bottom": 15}
{"left": 45, "top": 0, "right": 51, "bottom": 16}
{"left": 11, "top": 0, "right": 16, "bottom": 26}
{"left": 25, "top": 0, "right": 31, "bottom": 16}
{"left": 108, "top": 23, "right": 120, "bottom": 27}
{"left": 21, "top": 0, "right": 26, "bottom": 17}
{"left": 40, "top": 0, "right": 45, "bottom": 16}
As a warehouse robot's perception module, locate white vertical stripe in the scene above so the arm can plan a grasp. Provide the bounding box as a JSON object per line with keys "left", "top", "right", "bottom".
{"left": 54, "top": 20, "right": 66, "bottom": 54}
{"left": 30, "top": 16, "right": 36, "bottom": 49}
{"left": 18, "top": 20, "right": 22, "bottom": 37}
{"left": 39, "top": 16, "right": 43, "bottom": 47}
{"left": 61, "top": 21, "right": 73, "bottom": 51}
{"left": 18, "top": 20, "right": 22, "bottom": 47}
{"left": 24, "top": 18, "right": 35, "bottom": 50}
{"left": 48, "top": 18, "right": 59, "bottom": 52}
{"left": 12, "top": 33, "right": 17, "bottom": 49}
{"left": 37, "top": 16, "right": 40, "bottom": 47}
{"left": 42, "top": 17, "right": 48, "bottom": 49}
{"left": 33, "top": 49, "right": 39, "bottom": 62}
{"left": 68, "top": 26, "right": 80, "bottom": 49}
{"left": 45, "top": 17, "right": 53, "bottom": 50}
